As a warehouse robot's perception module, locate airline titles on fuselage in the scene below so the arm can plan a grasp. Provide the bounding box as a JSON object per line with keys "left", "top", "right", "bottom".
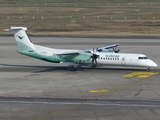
{"left": 98, "top": 54, "right": 120, "bottom": 61}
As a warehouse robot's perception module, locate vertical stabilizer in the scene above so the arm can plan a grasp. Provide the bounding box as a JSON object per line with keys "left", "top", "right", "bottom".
{"left": 8, "top": 26, "right": 34, "bottom": 50}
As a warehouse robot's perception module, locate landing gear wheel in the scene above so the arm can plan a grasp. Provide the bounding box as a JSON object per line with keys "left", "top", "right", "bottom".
{"left": 71, "top": 62, "right": 79, "bottom": 71}
{"left": 71, "top": 68, "right": 76, "bottom": 71}
{"left": 146, "top": 68, "right": 150, "bottom": 71}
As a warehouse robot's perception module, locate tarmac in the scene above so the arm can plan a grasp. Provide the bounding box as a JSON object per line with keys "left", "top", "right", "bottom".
{"left": 0, "top": 36, "right": 160, "bottom": 120}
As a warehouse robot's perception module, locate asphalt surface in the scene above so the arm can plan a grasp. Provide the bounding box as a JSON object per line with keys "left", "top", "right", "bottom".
{"left": 0, "top": 36, "right": 160, "bottom": 120}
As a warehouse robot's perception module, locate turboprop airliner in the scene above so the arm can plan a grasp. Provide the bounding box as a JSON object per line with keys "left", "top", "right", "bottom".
{"left": 4, "top": 26, "right": 157, "bottom": 71}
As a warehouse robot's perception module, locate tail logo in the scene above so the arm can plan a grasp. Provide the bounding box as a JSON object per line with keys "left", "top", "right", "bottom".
{"left": 17, "top": 36, "right": 24, "bottom": 40}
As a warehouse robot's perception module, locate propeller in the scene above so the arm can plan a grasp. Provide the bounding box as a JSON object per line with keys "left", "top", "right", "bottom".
{"left": 91, "top": 48, "right": 99, "bottom": 68}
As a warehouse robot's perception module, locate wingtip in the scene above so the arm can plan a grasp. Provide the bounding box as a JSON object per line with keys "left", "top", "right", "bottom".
{"left": 116, "top": 43, "right": 120, "bottom": 46}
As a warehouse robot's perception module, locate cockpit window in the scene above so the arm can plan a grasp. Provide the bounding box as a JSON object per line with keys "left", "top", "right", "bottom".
{"left": 143, "top": 57, "right": 148, "bottom": 59}
{"left": 138, "top": 57, "right": 143, "bottom": 60}
{"left": 138, "top": 57, "right": 148, "bottom": 60}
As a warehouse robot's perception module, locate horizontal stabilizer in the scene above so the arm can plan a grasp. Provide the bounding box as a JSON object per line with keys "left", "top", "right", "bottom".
{"left": 3, "top": 26, "right": 30, "bottom": 31}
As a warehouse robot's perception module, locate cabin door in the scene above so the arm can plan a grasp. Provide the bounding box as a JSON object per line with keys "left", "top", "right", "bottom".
{"left": 121, "top": 57, "right": 125, "bottom": 65}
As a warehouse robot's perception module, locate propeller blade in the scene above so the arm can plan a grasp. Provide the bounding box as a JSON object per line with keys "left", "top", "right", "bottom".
{"left": 92, "top": 58, "right": 95, "bottom": 67}
{"left": 91, "top": 47, "right": 99, "bottom": 68}
{"left": 91, "top": 57, "right": 98, "bottom": 68}
{"left": 95, "top": 59, "right": 97, "bottom": 67}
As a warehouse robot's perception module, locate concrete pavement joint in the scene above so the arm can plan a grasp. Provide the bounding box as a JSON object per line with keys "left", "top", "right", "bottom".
{"left": 38, "top": 75, "right": 153, "bottom": 120}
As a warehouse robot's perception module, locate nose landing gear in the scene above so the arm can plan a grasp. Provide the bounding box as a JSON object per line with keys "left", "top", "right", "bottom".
{"left": 146, "top": 67, "right": 151, "bottom": 71}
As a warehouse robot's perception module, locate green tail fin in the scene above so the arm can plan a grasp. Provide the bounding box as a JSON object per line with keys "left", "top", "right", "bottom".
{"left": 9, "top": 27, "right": 35, "bottom": 51}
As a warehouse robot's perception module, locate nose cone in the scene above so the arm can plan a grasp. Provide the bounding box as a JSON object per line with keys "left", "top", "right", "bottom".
{"left": 149, "top": 60, "right": 158, "bottom": 67}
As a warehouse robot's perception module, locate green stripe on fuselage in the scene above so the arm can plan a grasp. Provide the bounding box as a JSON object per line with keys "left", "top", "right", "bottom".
{"left": 17, "top": 49, "right": 58, "bottom": 62}
{"left": 16, "top": 42, "right": 60, "bottom": 63}
{"left": 16, "top": 41, "right": 33, "bottom": 50}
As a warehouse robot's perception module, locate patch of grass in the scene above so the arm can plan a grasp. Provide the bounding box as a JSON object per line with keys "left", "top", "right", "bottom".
{"left": 0, "top": 0, "right": 160, "bottom": 37}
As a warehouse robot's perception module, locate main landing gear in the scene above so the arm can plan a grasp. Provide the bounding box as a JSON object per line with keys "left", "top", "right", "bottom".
{"left": 71, "top": 62, "right": 79, "bottom": 71}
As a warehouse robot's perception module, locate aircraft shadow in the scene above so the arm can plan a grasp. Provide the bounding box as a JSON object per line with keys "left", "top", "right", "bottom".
{"left": 0, "top": 63, "right": 157, "bottom": 73}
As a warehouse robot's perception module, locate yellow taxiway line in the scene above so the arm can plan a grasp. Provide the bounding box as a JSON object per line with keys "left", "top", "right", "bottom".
{"left": 123, "top": 72, "right": 159, "bottom": 78}
{"left": 89, "top": 89, "right": 110, "bottom": 93}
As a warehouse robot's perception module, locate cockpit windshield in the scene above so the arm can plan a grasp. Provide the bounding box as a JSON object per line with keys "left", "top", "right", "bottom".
{"left": 138, "top": 57, "right": 148, "bottom": 60}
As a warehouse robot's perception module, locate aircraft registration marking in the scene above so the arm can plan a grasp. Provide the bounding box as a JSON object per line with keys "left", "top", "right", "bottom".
{"left": 123, "top": 72, "right": 159, "bottom": 78}
{"left": 89, "top": 90, "right": 110, "bottom": 93}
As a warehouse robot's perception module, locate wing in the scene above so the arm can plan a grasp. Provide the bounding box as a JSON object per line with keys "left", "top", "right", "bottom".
{"left": 55, "top": 51, "right": 92, "bottom": 62}
{"left": 98, "top": 44, "right": 120, "bottom": 50}
{"left": 56, "top": 44, "right": 120, "bottom": 56}
{"left": 56, "top": 51, "right": 80, "bottom": 56}
{"left": 55, "top": 44, "right": 120, "bottom": 62}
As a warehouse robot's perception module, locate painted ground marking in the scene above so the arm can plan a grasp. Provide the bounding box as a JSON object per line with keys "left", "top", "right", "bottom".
{"left": 89, "top": 90, "right": 110, "bottom": 93}
{"left": 123, "top": 72, "right": 159, "bottom": 78}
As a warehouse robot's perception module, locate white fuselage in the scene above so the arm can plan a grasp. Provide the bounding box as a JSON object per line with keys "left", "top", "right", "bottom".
{"left": 95, "top": 52, "right": 157, "bottom": 67}
{"left": 34, "top": 44, "right": 157, "bottom": 68}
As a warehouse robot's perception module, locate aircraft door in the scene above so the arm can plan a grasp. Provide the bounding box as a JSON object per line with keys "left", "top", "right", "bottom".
{"left": 121, "top": 57, "right": 125, "bottom": 65}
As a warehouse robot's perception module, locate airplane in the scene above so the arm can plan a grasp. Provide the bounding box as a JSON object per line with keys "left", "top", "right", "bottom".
{"left": 4, "top": 26, "right": 157, "bottom": 71}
